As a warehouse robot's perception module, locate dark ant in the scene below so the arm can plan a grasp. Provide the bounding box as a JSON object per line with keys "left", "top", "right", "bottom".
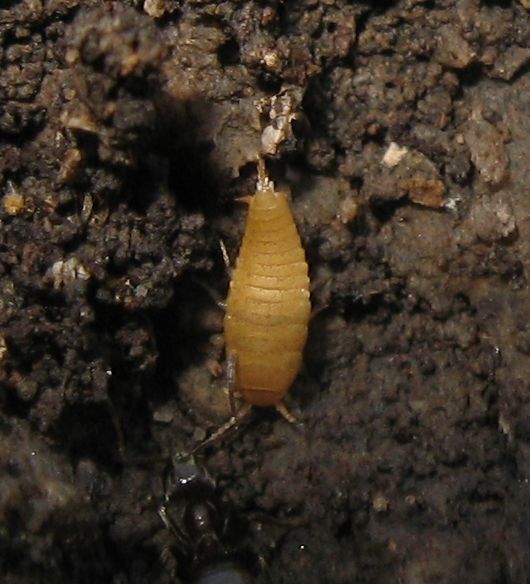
{"left": 158, "top": 455, "right": 260, "bottom": 584}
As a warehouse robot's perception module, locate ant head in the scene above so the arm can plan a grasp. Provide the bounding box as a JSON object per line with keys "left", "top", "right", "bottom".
{"left": 163, "top": 454, "right": 215, "bottom": 500}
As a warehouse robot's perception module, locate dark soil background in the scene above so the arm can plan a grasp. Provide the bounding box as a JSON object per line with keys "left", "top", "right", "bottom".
{"left": 1, "top": 1, "right": 530, "bottom": 582}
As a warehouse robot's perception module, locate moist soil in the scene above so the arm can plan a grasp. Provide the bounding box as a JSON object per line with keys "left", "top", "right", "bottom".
{"left": 1, "top": 1, "right": 530, "bottom": 583}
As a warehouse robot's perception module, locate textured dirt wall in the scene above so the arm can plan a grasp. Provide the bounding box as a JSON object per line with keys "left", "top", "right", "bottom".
{"left": 1, "top": 1, "right": 530, "bottom": 583}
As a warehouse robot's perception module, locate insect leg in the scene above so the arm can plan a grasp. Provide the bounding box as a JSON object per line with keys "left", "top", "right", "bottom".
{"left": 310, "top": 303, "right": 330, "bottom": 320}
{"left": 158, "top": 504, "right": 190, "bottom": 548}
{"left": 275, "top": 401, "right": 303, "bottom": 427}
{"left": 190, "top": 275, "right": 226, "bottom": 310}
{"left": 188, "top": 240, "right": 232, "bottom": 310}
{"left": 191, "top": 351, "right": 252, "bottom": 453}
{"left": 219, "top": 239, "right": 232, "bottom": 272}
{"left": 226, "top": 350, "right": 239, "bottom": 417}
{"left": 191, "top": 403, "right": 252, "bottom": 454}
{"left": 159, "top": 542, "right": 178, "bottom": 582}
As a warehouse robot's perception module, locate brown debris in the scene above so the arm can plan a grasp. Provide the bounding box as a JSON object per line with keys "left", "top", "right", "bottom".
{"left": 490, "top": 46, "right": 530, "bottom": 81}
{"left": 402, "top": 175, "right": 445, "bottom": 209}
{"left": 463, "top": 118, "right": 510, "bottom": 187}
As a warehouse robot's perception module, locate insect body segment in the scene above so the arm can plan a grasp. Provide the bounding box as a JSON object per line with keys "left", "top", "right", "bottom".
{"left": 224, "top": 178, "right": 311, "bottom": 409}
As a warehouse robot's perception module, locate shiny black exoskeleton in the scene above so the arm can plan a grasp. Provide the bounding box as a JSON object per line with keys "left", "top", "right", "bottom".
{"left": 159, "top": 456, "right": 256, "bottom": 584}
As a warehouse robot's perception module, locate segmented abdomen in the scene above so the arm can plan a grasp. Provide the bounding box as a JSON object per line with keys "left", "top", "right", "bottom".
{"left": 224, "top": 193, "right": 310, "bottom": 406}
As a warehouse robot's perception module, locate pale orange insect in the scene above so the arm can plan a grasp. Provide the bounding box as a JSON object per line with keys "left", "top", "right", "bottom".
{"left": 224, "top": 162, "right": 311, "bottom": 419}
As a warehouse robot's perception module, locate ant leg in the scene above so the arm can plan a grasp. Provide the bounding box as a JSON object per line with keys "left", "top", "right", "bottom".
{"left": 191, "top": 403, "right": 252, "bottom": 455}
{"left": 158, "top": 504, "right": 189, "bottom": 549}
{"left": 159, "top": 545, "right": 178, "bottom": 581}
